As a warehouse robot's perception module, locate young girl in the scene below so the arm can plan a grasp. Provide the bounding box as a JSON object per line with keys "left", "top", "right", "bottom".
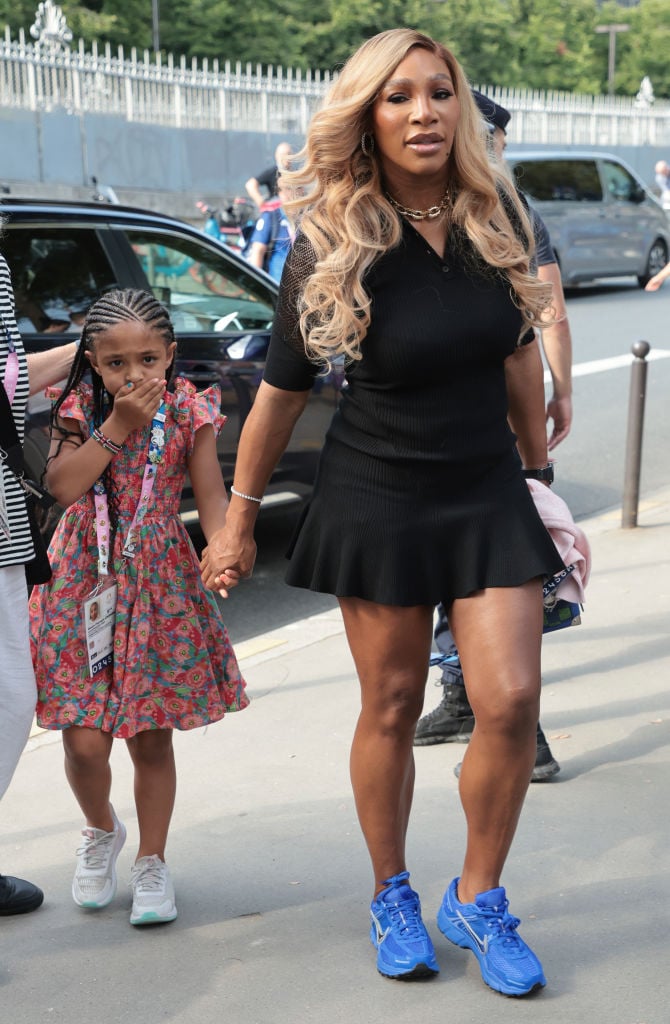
{"left": 29, "top": 289, "right": 247, "bottom": 926}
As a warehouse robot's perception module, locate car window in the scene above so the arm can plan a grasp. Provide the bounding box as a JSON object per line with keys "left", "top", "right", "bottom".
{"left": 512, "top": 159, "right": 603, "bottom": 202}
{"left": 601, "top": 160, "right": 640, "bottom": 202}
{"left": 123, "top": 228, "right": 275, "bottom": 334}
{"left": 2, "top": 226, "right": 118, "bottom": 337}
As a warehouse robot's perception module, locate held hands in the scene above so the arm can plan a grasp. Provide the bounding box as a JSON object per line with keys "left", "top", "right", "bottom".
{"left": 108, "top": 378, "right": 166, "bottom": 437}
{"left": 200, "top": 526, "right": 257, "bottom": 599}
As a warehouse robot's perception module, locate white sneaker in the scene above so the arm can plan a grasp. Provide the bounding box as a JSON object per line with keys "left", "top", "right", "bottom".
{"left": 72, "top": 806, "right": 126, "bottom": 908}
{"left": 129, "top": 855, "right": 177, "bottom": 926}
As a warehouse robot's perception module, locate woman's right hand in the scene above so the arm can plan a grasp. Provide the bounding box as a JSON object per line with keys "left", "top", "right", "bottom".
{"left": 200, "top": 527, "right": 257, "bottom": 597}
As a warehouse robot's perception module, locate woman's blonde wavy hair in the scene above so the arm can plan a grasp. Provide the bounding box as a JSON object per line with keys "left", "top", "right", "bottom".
{"left": 281, "top": 28, "right": 553, "bottom": 366}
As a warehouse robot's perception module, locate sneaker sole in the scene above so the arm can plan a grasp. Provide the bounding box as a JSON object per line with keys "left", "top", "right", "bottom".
{"left": 72, "top": 820, "right": 127, "bottom": 909}
{"left": 437, "top": 907, "right": 545, "bottom": 997}
{"left": 452, "top": 760, "right": 561, "bottom": 782}
{"left": 377, "top": 963, "right": 438, "bottom": 981}
{"left": 130, "top": 906, "right": 178, "bottom": 926}
{"left": 0, "top": 892, "right": 44, "bottom": 915}
{"left": 532, "top": 759, "right": 561, "bottom": 782}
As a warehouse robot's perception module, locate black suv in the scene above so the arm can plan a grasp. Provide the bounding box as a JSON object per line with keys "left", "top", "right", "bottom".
{"left": 1, "top": 197, "right": 342, "bottom": 527}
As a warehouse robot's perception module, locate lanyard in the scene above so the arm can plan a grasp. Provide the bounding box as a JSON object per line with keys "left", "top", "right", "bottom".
{"left": 93, "top": 401, "right": 166, "bottom": 576}
{"left": 2, "top": 317, "right": 20, "bottom": 404}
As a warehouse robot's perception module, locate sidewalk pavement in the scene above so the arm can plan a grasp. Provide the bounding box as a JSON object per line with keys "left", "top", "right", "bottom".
{"left": 2, "top": 490, "right": 669, "bottom": 1024}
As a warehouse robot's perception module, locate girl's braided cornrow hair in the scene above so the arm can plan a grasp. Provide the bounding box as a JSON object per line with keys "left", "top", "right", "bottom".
{"left": 52, "top": 288, "right": 176, "bottom": 427}
{"left": 49, "top": 288, "right": 176, "bottom": 539}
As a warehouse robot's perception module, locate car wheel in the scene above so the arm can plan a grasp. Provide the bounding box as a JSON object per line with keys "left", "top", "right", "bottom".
{"left": 638, "top": 239, "right": 669, "bottom": 288}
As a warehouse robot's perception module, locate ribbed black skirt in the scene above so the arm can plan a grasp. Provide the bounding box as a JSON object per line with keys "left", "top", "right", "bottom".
{"left": 285, "top": 437, "right": 564, "bottom": 607}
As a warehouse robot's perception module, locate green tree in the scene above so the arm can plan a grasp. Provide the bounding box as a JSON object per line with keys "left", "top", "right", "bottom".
{"left": 612, "top": 0, "right": 670, "bottom": 99}
{"left": 2, "top": 0, "right": 669, "bottom": 97}
{"left": 63, "top": 0, "right": 152, "bottom": 51}
{"left": 0, "top": 0, "right": 53, "bottom": 35}
{"left": 515, "top": 0, "right": 602, "bottom": 94}
{"left": 428, "top": 0, "right": 522, "bottom": 87}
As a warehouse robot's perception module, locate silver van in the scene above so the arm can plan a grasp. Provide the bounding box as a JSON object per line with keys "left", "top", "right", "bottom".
{"left": 506, "top": 151, "right": 670, "bottom": 288}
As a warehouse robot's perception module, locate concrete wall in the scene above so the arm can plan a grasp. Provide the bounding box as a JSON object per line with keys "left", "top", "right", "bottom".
{"left": 0, "top": 107, "right": 304, "bottom": 223}
{"left": 1, "top": 107, "right": 667, "bottom": 225}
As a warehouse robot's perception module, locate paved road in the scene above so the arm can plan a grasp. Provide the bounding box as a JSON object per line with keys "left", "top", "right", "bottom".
{"left": 4, "top": 488, "right": 670, "bottom": 1024}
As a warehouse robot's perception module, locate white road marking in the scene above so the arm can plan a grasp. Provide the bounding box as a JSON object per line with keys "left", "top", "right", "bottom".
{"left": 544, "top": 348, "right": 670, "bottom": 383}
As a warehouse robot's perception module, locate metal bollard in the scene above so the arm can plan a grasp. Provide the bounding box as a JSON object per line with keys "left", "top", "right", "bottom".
{"left": 621, "top": 340, "right": 650, "bottom": 529}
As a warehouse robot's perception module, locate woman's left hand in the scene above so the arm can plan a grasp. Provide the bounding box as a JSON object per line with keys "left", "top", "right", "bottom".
{"left": 200, "top": 527, "right": 257, "bottom": 598}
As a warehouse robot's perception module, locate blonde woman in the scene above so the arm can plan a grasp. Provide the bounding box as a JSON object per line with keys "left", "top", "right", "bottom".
{"left": 202, "top": 29, "right": 562, "bottom": 996}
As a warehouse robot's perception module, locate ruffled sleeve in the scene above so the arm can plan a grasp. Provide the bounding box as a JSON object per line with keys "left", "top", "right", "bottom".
{"left": 46, "top": 383, "right": 94, "bottom": 433}
{"left": 171, "top": 378, "right": 225, "bottom": 451}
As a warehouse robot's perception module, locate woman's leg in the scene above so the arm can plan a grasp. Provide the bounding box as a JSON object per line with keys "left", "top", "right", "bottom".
{"left": 338, "top": 598, "right": 434, "bottom": 895}
{"left": 125, "top": 729, "right": 175, "bottom": 861}
{"left": 447, "top": 579, "right": 543, "bottom": 905}
{"left": 63, "top": 726, "right": 115, "bottom": 830}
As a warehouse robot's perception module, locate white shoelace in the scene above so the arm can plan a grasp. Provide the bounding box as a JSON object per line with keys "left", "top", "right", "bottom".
{"left": 76, "top": 829, "right": 117, "bottom": 870}
{"left": 131, "top": 857, "right": 166, "bottom": 893}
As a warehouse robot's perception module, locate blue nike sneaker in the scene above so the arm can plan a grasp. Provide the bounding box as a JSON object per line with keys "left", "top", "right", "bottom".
{"left": 370, "top": 871, "right": 439, "bottom": 980}
{"left": 437, "top": 877, "right": 546, "bottom": 996}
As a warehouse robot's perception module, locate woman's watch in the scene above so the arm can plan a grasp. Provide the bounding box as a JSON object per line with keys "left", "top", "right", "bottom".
{"left": 523, "top": 463, "right": 554, "bottom": 484}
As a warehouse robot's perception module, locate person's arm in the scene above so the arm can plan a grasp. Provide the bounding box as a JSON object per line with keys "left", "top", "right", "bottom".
{"left": 45, "top": 377, "right": 166, "bottom": 507}
{"left": 245, "top": 176, "right": 266, "bottom": 210}
{"left": 25, "top": 342, "right": 78, "bottom": 396}
{"left": 246, "top": 213, "right": 271, "bottom": 269}
{"left": 247, "top": 241, "right": 268, "bottom": 271}
{"left": 645, "top": 260, "right": 670, "bottom": 292}
{"left": 536, "top": 262, "right": 573, "bottom": 450}
{"left": 504, "top": 337, "right": 550, "bottom": 472}
{"left": 200, "top": 380, "right": 310, "bottom": 592}
{"left": 188, "top": 424, "right": 229, "bottom": 544}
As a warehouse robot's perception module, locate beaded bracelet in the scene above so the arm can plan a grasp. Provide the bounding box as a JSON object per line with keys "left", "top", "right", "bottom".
{"left": 230, "top": 485, "right": 263, "bottom": 504}
{"left": 92, "top": 427, "right": 123, "bottom": 456}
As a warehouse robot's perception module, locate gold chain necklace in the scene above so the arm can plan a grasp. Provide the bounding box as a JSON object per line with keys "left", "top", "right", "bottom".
{"left": 385, "top": 189, "right": 451, "bottom": 221}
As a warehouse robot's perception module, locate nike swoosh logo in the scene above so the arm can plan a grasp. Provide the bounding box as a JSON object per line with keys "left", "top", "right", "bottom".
{"left": 457, "top": 910, "right": 488, "bottom": 954}
{"left": 372, "top": 915, "right": 391, "bottom": 945}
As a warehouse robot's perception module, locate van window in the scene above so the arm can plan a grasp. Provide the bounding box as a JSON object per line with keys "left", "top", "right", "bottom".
{"left": 512, "top": 159, "right": 603, "bottom": 203}
{"left": 601, "top": 160, "right": 641, "bottom": 202}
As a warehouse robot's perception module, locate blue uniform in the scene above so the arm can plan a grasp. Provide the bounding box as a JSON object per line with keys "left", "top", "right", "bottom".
{"left": 249, "top": 206, "right": 292, "bottom": 281}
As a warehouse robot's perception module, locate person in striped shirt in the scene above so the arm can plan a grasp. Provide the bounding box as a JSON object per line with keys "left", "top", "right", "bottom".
{"left": 0, "top": 246, "right": 77, "bottom": 915}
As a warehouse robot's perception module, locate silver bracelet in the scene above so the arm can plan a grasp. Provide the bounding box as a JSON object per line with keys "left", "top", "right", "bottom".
{"left": 231, "top": 485, "right": 263, "bottom": 504}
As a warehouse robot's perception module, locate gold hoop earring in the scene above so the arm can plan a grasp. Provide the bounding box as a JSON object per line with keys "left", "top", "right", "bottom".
{"left": 361, "top": 132, "right": 375, "bottom": 157}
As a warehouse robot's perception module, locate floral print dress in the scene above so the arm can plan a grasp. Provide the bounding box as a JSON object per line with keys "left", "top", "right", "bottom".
{"left": 30, "top": 377, "right": 248, "bottom": 738}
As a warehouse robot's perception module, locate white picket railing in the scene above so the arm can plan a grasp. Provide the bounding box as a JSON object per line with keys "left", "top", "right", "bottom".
{"left": 0, "top": 29, "right": 332, "bottom": 133}
{"left": 2, "top": 27, "right": 670, "bottom": 144}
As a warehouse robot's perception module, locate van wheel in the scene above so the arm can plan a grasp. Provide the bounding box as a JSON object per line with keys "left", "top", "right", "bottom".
{"left": 638, "top": 239, "right": 668, "bottom": 288}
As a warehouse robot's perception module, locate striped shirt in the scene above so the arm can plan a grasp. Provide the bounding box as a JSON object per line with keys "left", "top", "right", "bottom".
{"left": 0, "top": 253, "right": 34, "bottom": 566}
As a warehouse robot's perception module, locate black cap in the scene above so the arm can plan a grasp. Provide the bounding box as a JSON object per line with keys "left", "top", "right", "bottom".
{"left": 472, "top": 90, "right": 511, "bottom": 134}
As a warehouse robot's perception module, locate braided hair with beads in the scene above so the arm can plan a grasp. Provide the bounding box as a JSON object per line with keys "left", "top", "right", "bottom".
{"left": 48, "top": 288, "right": 176, "bottom": 538}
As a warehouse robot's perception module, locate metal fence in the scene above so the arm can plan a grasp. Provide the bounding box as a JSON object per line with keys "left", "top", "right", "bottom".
{"left": 2, "top": 26, "right": 670, "bottom": 144}
{"left": 0, "top": 29, "right": 332, "bottom": 133}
